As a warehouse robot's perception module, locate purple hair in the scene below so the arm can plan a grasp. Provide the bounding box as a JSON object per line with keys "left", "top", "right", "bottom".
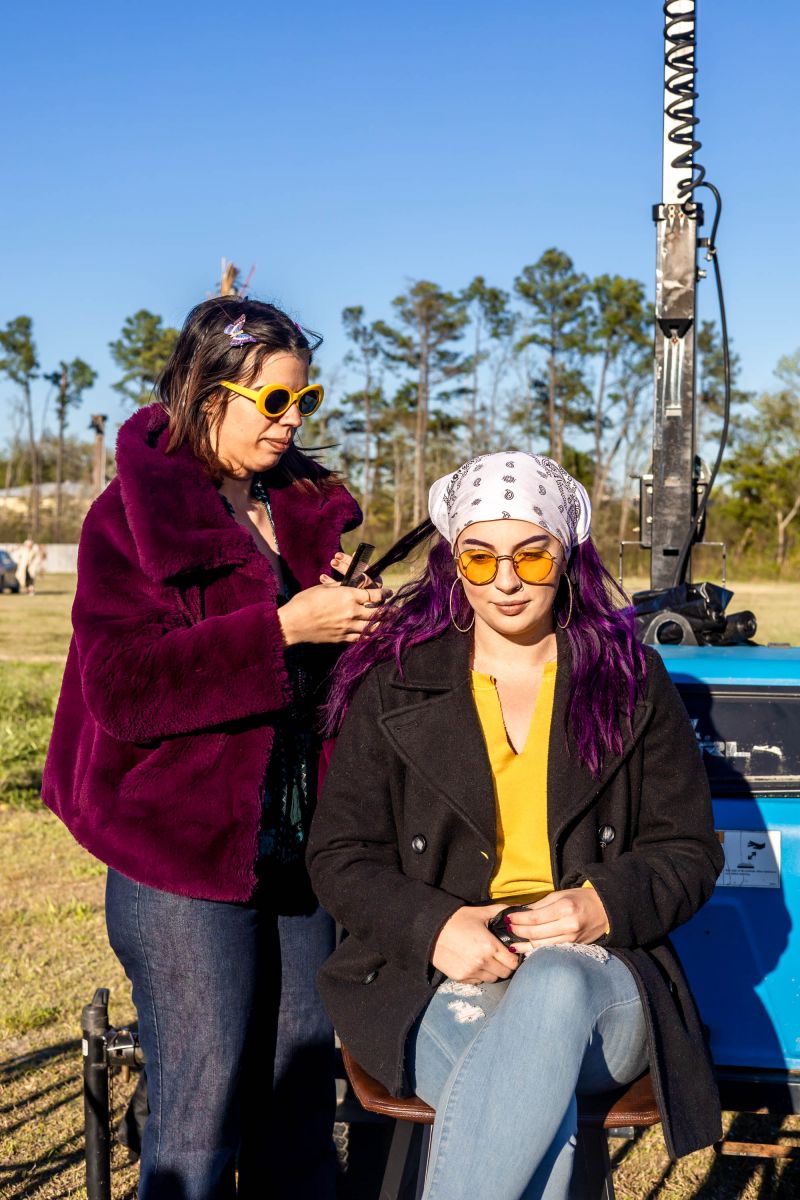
{"left": 324, "top": 535, "right": 646, "bottom": 777}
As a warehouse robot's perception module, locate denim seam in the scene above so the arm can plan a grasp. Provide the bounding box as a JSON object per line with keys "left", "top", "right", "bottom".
{"left": 424, "top": 1007, "right": 498, "bottom": 1198}
{"left": 592, "top": 994, "right": 642, "bottom": 1023}
{"left": 419, "top": 1016, "right": 468, "bottom": 1072}
{"left": 134, "top": 881, "right": 163, "bottom": 1178}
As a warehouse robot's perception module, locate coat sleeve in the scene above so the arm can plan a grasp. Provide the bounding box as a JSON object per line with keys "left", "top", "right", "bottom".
{"left": 580, "top": 652, "right": 724, "bottom": 949}
{"left": 72, "top": 499, "right": 292, "bottom": 743}
{"left": 307, "top": 669, "right": 464, "bottom": 982}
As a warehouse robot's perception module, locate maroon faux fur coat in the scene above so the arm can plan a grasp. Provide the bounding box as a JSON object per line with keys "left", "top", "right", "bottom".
{"left": 42, "top": 404, "right": 361, "bottom": 900}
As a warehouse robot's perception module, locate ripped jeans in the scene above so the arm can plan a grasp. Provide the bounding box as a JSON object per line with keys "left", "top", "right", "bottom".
{"left": 406, "top": 945, "right": 648, "bottom": 1200}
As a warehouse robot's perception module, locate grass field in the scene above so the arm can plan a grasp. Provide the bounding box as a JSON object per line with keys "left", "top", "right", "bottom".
{"left": 1, "top": 575, "right": 799, "bottom": 1198}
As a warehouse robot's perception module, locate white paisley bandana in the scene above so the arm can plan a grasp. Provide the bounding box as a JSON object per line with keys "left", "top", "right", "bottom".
{"left": 428, "top": 452, "right": 592, "bottom": 556}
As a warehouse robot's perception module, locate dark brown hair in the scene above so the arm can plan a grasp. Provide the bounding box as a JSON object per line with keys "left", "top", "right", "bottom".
{"left": 155, "top": 296, "right": 334, "bottom": 489}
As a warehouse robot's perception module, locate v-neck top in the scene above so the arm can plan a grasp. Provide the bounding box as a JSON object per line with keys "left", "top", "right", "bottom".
{"left": 471, "top": 663, "right": 557, "bottom": 904}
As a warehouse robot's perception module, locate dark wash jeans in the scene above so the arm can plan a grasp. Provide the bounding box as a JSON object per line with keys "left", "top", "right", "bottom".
{"left": 105, "top": 866, "right": 337, "bottom": 1200}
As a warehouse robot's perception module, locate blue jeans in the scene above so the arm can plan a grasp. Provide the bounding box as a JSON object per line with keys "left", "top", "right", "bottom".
{"left": 407, "top": 946, "right": 648, "bottom": 1200}
{"left": 106, "top": 867, "right": 337, "bottom": 1200}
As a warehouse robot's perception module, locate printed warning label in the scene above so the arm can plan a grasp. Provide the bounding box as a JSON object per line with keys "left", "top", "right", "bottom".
{"left": 717, "top": 830, "right": 782, "bottom": 888}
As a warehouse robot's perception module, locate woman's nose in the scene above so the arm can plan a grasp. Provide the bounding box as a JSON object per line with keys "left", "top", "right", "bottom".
{"left": 281, "top": 402, "right": 304, "bottom": 429}
{"left": 495, "top": 557, "right": 522, "bottom": 592}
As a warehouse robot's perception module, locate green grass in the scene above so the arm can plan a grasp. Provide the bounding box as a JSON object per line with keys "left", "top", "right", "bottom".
{"left": 0, "top": 573, "right": 76, "bottom": 662}
{"left": 0, "top": 662, "right": 63, "bottom": 809}
{"left": 0, "top": 809, "right": 139, "bottom": 1200}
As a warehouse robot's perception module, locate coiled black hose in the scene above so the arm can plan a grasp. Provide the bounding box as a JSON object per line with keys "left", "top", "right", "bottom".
{"left": 660, "top": 3, "right": 733, "bottom": 587}
{"left": 664, "top": 0, "right": 706, "bottom": 199}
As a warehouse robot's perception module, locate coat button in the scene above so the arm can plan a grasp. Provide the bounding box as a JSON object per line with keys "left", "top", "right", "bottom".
{"left": 599, "top": 825, "right": 615, "bottom": 846}
{"left": 411, "top": 835, "right": 427, "bottom": 854}
{"left": 363, "top": 970, "right": 378, "bottom": 984}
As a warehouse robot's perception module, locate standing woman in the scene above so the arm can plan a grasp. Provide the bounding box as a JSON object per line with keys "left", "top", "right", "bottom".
{"left": 43, "top": 298, "right": 384, "bottom": 1199}
{"left": 308, "top": 453, "right": 724, "bottom": 1199}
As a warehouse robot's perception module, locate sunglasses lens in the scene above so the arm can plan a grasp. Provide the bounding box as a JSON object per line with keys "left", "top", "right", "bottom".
{"left": 459, "top": 551, "right": 497, "bottom": 584}
{"left": 514, "top": 551, "right": 554, "bottom": 582}
{"left": 262, "top": 389, "right": 292, "bottom": 416}
{"left": 298, "top": 388, "right": 322, "bottom": 415}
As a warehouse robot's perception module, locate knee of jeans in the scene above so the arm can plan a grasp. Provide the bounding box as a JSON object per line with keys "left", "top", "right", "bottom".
{"left": 514, "top": 948, "right": 597, "bottom": 1015}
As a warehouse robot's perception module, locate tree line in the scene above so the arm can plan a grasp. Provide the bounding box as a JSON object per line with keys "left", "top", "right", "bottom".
{"left": 1, "top": 248, "right": 798, "bottom": 571}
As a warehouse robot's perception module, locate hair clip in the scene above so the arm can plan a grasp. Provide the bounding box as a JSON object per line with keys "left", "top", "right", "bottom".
{"left": 224, "top": 314, "right": 258, "bottom": 346}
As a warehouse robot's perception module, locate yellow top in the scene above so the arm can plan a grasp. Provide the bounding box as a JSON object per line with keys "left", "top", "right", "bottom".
{"left": 471, "top": 663, "right": 557, "bottom": 904}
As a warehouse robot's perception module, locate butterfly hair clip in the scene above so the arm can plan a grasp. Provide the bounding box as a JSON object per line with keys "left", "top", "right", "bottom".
{"left": 224, "top": 314, "right": 258, "bottom": 346}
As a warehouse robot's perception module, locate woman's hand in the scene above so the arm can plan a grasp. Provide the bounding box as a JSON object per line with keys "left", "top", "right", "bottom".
{"left": 506, "top": 888, "right": 609, "bottom": 949}
{"left": 277, "top": 581, "right": 388, "bottom": 646}
{"left": 431, "top": 904, "right": 521, "bottom": 984}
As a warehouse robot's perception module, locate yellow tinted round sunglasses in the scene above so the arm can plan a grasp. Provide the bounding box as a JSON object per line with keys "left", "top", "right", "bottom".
{"left": 456, "top": 547, "right": 558, "bottom": 585}
{"left": 220, "top": 380, "right": 325, "bottom": 419}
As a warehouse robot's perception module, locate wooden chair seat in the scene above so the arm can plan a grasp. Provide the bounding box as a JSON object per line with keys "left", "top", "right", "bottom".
{"left": 341, "top": 1045, "right": 660, "bottom": 1200}
{"left": 342, "top": 1044, "right": 659, "bottom": 1129}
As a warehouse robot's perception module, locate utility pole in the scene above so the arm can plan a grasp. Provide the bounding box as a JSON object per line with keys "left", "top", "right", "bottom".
{"left": 55, "top": 365, "right": 68, "bottom": 537}
{"left": 89, "top": 414, "right": 108, "bottom": 498}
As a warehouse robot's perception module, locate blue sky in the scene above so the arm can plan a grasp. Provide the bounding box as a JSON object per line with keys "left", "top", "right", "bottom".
{"left": 1, "top": 0, "right": 798, "bottom": 442}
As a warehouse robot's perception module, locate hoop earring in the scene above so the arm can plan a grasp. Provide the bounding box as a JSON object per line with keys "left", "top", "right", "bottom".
{"left": 449, "top": 577, "right": 475, "bottom": 634}
{"left": 556, "top": 575, "right": 574, "bottom": 630}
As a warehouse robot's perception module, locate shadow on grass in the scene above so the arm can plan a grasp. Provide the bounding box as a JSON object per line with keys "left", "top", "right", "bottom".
{"left": 0, "top": 1033, "right": 139, "bottom": 1200}
{"left": 0, "top": 1038, "right": 79, "bottom": 1083}
{"left": 0, "top": 1072, "right": 75, "bottom": 1116}
{"left": 692, "top": 1113, "right": 800, "bottom": 1200}
{"left": 2, "top": 1082, "right": 82, "bottom": 1138}
{"left": 0, "top": 1127, "right": 84, "bottom": 1198}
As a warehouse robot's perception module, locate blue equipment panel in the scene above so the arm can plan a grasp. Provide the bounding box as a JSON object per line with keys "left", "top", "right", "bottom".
{"left": 659, "top": 646, "right": 800, "bottom": 1072}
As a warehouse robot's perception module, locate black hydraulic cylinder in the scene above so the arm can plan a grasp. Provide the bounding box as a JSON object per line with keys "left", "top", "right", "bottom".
{"left": 650, "top": 202, "right": 701, "bottom": 589}
{"left": 82, "top": 988, "right": 112, "bottom": 1200}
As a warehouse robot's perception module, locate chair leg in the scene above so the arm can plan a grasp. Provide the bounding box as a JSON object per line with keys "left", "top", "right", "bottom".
{"left": 570, "top": 1127, "right": 615, "bottom": 1200}
{"left": 413, "top": 1124, "right": 432, "bottom": 1200}
{"left": 380, "top": 1120, "right": 425, "bottom": 1200}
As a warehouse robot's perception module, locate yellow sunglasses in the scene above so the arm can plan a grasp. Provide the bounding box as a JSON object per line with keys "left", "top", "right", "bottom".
{"left": 456, "top": 547, "right": 558, "bottom": 585}
{"left": 220, "top": 380, "right": 325, "bottom": 419}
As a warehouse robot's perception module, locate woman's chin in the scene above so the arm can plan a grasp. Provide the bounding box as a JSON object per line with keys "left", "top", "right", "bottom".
{"left": 254, "top": 443, "right": 291, "bottom": 471}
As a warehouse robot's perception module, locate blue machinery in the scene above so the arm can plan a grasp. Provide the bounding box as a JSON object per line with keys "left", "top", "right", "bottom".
{"left": 630, "top": 1, "right": 800, "bottom": 1120}
{"left": 667, "top": 649, "right": 800, "bottom": 1111}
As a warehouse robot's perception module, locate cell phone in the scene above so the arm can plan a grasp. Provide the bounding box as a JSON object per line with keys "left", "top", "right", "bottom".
{"left": 488, "top": 894, "right": 550, "bottom": 945}
{"left": 340, "top": 542, "right": 375, "bottom": 587}
{"left": 488, "top": 905, "right": 530, "bottom": 946}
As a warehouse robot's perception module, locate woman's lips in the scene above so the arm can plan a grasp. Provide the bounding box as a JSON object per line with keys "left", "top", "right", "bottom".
{"left": 263, "top": 437, "right": 291, "bottom": 449}
{"left": 493, "top": 599, "right": 529, "bottom": 614}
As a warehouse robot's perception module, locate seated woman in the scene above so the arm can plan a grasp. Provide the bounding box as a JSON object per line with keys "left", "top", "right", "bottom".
{"left": 307, "top": 452, "right": 724, "bottom": 1200}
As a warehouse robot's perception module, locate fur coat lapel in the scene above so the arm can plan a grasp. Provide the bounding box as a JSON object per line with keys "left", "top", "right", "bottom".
{"left": 114, "top": 404, "right": 360, "bottom": 583}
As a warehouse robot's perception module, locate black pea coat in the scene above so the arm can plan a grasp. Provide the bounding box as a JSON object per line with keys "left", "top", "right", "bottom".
{"left": 307, "top": 626, "right": 725, "bottom": 1161}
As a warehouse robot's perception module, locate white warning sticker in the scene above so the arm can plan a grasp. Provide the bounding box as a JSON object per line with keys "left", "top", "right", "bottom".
{"left": 717, "top": 830, "right": 781, "bottom": 889}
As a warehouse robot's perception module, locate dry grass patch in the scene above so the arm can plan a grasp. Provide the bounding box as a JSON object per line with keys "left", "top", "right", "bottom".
{"left": 0, "top": 575, "right": 75, "bottom": 664}
{"left": 2, "top": 813, "right": 800, "bottom": 1198}
{"left": 0, "top": 810, "right": 138, "bottom": 1199}
{"left": 2, "top": 570, "right": 798, "bottom": 1197}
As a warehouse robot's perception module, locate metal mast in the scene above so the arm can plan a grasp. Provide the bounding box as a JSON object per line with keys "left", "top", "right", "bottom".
{"left": 649, "top": 0, "right": 702, "bottom": 590}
